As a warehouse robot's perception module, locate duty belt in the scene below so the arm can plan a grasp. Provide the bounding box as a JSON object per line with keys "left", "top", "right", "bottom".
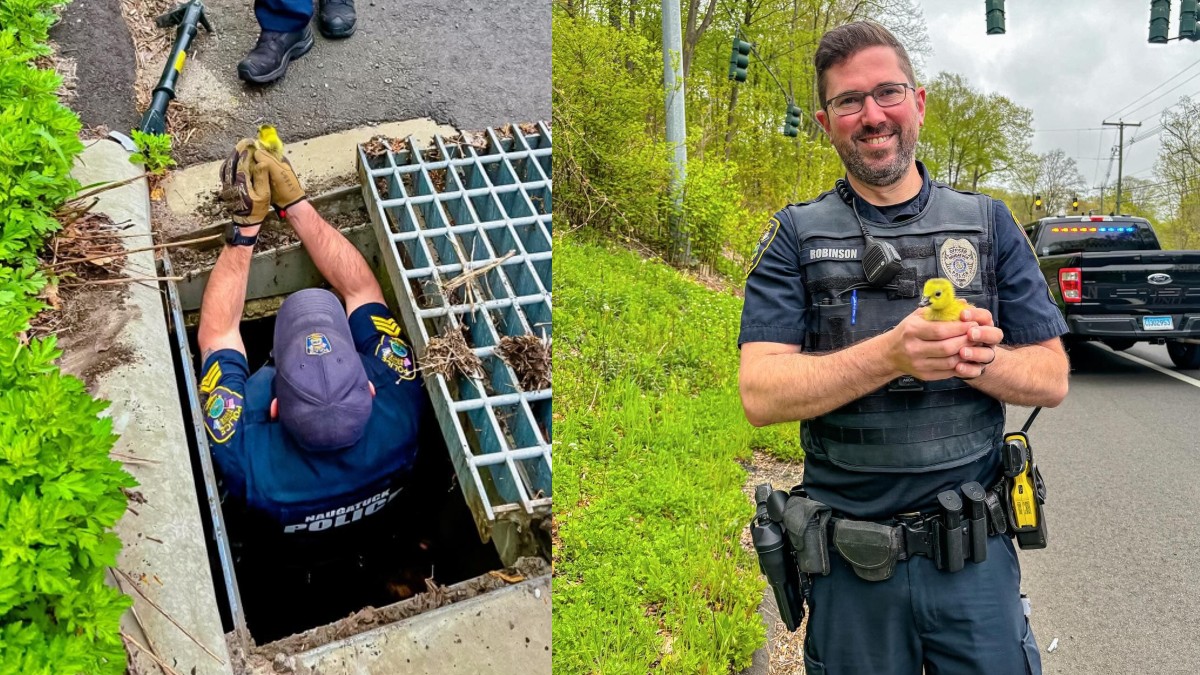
{"left": 827, "top": 478, "right": 1009, "bottom": 576}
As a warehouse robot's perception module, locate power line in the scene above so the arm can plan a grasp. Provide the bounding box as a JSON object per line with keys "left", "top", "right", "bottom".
{"left": 1031, "top": 127, "right": 1108, "bottom": 133}
{"left": 1106, "top": 56, "right": 1200, "bottom": 119}
{"left": 1129, "top": 126, "right": 1162, "bottom": 145}
{"left": 1121, "top": 69, "right": 1200, "bottom": 119}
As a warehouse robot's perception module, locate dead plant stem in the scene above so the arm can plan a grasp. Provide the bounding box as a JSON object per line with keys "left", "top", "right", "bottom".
{"left": 49, "top": 234, "right": 219, "bottom": 269}
{"left": 113, "top": 567, "right": 225, "bottom": 665}
{"left": 121, "top": 633, "right": 184, "bottom": 675}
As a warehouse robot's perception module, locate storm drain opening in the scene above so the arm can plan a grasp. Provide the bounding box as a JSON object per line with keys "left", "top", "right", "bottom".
{"left": 161, "top": 171, "right": 549, "bottom": 657}
{"left": 169, "top": 284, "right": 505, "bottom": 648}
{"left": 358, "top": 123, "right": 553, "bottom": 565}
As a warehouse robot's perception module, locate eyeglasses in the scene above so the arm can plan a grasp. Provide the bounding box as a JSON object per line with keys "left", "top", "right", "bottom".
{"left": 824, "top": 83, "right": 914, "bottom": 116}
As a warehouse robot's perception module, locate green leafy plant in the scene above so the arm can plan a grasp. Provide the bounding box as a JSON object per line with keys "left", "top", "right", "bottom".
{"left": 1, "top": 0, "right": 135, "bottom": 672}
{"left": 0, "top": 333, "right": 135, "bottom": 673}
{"left": 129, "top": 130, "right": 175, "bottom": 175}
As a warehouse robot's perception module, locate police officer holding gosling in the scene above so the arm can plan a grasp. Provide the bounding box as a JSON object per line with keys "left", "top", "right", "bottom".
{"left": 739, "top": 21, "right": 1070, "bottom": 674}
{"left": 198, "top": 138, "right": 426, "bottom": 568}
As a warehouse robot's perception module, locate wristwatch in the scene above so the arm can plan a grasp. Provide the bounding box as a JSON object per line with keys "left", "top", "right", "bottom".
{"left": 224, "top": 222, "right": 259, "bottom": 247}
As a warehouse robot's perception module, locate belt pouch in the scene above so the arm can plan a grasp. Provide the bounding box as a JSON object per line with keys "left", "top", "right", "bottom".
{"left": 832, "top": 519, "right": 900, "bottom": 582}
{"left": 983, "top": 488, "right": 1007, "bottom": 536}
{"left": 968, "top": 514, "right": 987, "bottom": 563}
{"left": 934, "top": 519, "right": 966, "bottom": 573}
{"left": 781, "top": 496, "right": 832, "bottom": 575}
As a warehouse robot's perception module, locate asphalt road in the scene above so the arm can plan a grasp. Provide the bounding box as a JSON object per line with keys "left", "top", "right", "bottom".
{"left": 53, "top": 0, "right": 549, "bottom": 165}
{"left": 1020, "top": 341, "right": 1200, "bottom": 674}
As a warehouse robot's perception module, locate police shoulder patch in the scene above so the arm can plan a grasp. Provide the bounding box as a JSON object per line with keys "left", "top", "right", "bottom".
{"left": 746, "top": 216, "right": 782, "bottom": 277}
{"left": 204, "top": 386, "right": 244, "bottom": 444}
{"left": 376, "top": 335, "right": 416, "bottom": 380}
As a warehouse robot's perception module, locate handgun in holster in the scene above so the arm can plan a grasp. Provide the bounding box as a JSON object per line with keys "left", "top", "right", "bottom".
{"left": 1001, "top": 431, "right": 1048, "bottom": 550}
{"left": 750, "top": 484, "right": 807, "bottom": 631}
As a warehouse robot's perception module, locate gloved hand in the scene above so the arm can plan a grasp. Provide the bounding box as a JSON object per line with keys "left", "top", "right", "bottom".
{"left": 253, "top": 148, "right": 307, "bottom": 212}
{"left": 219, "top": 139, "right": 271, "bottom": 226}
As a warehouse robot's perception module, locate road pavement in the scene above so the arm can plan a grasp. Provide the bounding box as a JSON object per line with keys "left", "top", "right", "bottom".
{"left": 53, "top": 0, "right": 549, "bottom": 165}
{"left": 1020, "top": 341, "right": 1200, "bottom": 674}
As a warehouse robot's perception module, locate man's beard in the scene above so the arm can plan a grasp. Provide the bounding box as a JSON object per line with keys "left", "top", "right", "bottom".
{"left": 832, "top": 121, "right": 918, "bottom": 187}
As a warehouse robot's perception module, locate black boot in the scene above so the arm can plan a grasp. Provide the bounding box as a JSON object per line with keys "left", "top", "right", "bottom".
{"left": 237, "top": 27, "right": 314, "bottom": 85}
{"left": 318, "top": 0, "right": 357, "bottom": 39}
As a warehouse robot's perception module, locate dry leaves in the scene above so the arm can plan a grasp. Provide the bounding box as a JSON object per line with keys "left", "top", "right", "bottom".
{"left": 495, "top": 334, "right": 551, "bottom": 391}
{"left": 422, "top": 324, "right": 484, "bottom": 381}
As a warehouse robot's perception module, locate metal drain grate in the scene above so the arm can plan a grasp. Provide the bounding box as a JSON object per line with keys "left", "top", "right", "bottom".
{"left": 358, "top": 123, "right": 552, "bottom": 562}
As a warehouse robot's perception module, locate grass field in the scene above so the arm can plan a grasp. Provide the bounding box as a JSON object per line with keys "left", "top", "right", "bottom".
{"left": 553, "top": 235, "right": 799, "bottom": 674}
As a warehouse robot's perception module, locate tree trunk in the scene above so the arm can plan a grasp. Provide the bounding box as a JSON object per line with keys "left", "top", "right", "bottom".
{"left": 724, "top": 84, "right": 740, "bottom": 160}
{"left": 683, "top": 0, "right": 718, "bottom": 79}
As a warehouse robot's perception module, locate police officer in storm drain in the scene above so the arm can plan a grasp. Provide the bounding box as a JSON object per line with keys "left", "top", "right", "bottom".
{"left": 196, "top": 138, "right": 429, "bottom": 631}
{"left": 738, "top": 20, "right": 1071, "bottom": 675}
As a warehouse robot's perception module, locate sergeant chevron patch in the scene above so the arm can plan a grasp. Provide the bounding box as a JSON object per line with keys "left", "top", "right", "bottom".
{"left": 371, "top": 315, "right": 402, "bottom": 337}
{"left": 199, "top": 361, "right": 222, "bottom": 394}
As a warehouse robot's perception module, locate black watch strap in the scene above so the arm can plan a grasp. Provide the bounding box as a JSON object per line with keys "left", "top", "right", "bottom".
{"left": 225, "top": 224, "right": 259, "bottom": 247}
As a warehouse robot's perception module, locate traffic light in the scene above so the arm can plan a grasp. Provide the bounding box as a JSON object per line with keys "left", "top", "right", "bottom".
{"left": 783, "top": 103, "right": 801, "bottom": 137}
{"left": 985, "top": 0, "right": 1005, "bottom": 35}
{"left": 1182, "top": 0, "right": 1199, "bottom": 40}
{"left": 1034, "top": 194, "right": 1043, "bottom": 211}
{"left": 1150, "top": 0, "right": 1171, "bottom": 44}
{"left": 729, "top": 38, "right": 752, "bottom": 82}
{"left": 1071, "top": 195, "right": 1080, "bottom": 211}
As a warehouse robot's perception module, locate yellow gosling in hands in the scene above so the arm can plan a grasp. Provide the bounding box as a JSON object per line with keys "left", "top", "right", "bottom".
{"left": 255, "top": 124, "right": 284, "bottom": 160}
{"left": 919, "top": 278, "right": 974, "bottom": 322}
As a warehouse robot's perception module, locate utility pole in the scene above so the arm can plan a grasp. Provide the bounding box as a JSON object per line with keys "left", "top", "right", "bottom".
{"left": 662, "top": 0, "right": 689, "bottom": 264}
{"left": 1102, "top": 120, "right": 1141, "bottom": 215}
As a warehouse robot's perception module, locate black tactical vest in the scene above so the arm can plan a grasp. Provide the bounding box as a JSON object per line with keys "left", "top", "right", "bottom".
{"left": 787, "top": 182, "right": 1004, "bottom": 473}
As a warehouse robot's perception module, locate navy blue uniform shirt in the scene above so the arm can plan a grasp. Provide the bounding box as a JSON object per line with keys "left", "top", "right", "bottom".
{"left": 739, "top": 163, "right": 1068, "bottom": 518}
{"left": 199, "top": 302, "right": 428, "bottom": 535}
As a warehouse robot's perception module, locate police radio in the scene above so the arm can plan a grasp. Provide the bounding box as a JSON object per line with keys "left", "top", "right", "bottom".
{"left": 835, "top": 179, "right": 903, "bottom": 287}
{"left": 1002, "top": 408, "right": 1048, "bottom": 550}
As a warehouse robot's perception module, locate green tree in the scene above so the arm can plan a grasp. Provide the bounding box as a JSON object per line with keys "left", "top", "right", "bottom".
{"left": 1154, "top": 97, "right": 1200, "bottom": 249}
{"left": 921, "top": 72, "right": 1033, "bottom": 190}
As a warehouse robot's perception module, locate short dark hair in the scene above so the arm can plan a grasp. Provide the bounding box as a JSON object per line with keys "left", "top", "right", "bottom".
{"left": 814, "top": 20, "right": 916, "bottom": 108}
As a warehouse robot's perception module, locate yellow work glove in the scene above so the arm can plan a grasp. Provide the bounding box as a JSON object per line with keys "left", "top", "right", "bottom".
{"left": 253, "top": 149, "right": 307, "bottom": 213}
{"left": 219, "top": 139, "right": 271, "bottom": 226}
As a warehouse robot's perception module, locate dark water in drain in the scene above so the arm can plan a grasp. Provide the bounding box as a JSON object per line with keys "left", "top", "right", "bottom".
{"left": 185, "top": 317, "right": 502, "bottom": 643}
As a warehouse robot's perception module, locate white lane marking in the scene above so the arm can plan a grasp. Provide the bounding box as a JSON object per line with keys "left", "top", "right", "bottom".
{"left": 1099, "top": 345, "right": 1200, "bottom": 389}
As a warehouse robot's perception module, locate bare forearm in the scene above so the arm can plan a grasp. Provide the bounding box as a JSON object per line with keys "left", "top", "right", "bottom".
{"left": 740, "top": 334, "right": 900, "bottom": 426}
{"left": 198, "top": 245, "right": 253, "bottom": 357}
{"left": 285, "top": 200, "right": 383, "bottom": 309}
{"left": 964, "top": 342, "right": 1069, "bottom": 408}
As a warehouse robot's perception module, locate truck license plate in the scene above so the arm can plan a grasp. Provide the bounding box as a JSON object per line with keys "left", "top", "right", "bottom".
{"left": 1143, "top": 316, "right": 1174, "bottom": 331}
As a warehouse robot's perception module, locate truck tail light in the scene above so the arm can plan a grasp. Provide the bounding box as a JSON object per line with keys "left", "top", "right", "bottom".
{"left": 1060, "top": 267, "right": 1082, "bottom": 303}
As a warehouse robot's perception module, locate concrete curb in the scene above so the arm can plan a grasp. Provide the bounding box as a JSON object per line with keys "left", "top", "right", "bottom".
{"left": 71, "top": 138, "right": 234, "bottom": 674}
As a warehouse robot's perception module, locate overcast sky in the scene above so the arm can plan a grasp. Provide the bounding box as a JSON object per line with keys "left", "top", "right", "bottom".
{"left": 918, "top": 0, "right": 1200, "bottom": 193}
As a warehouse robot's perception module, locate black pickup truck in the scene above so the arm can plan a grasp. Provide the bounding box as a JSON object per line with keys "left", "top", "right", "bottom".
{"left": 1023, "top": 215, "right": 1200, "bottom": 369}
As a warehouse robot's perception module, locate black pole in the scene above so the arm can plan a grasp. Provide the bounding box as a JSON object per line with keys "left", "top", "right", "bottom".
{"left": 137, "top": 1, "right": 212, "bottom": 135}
